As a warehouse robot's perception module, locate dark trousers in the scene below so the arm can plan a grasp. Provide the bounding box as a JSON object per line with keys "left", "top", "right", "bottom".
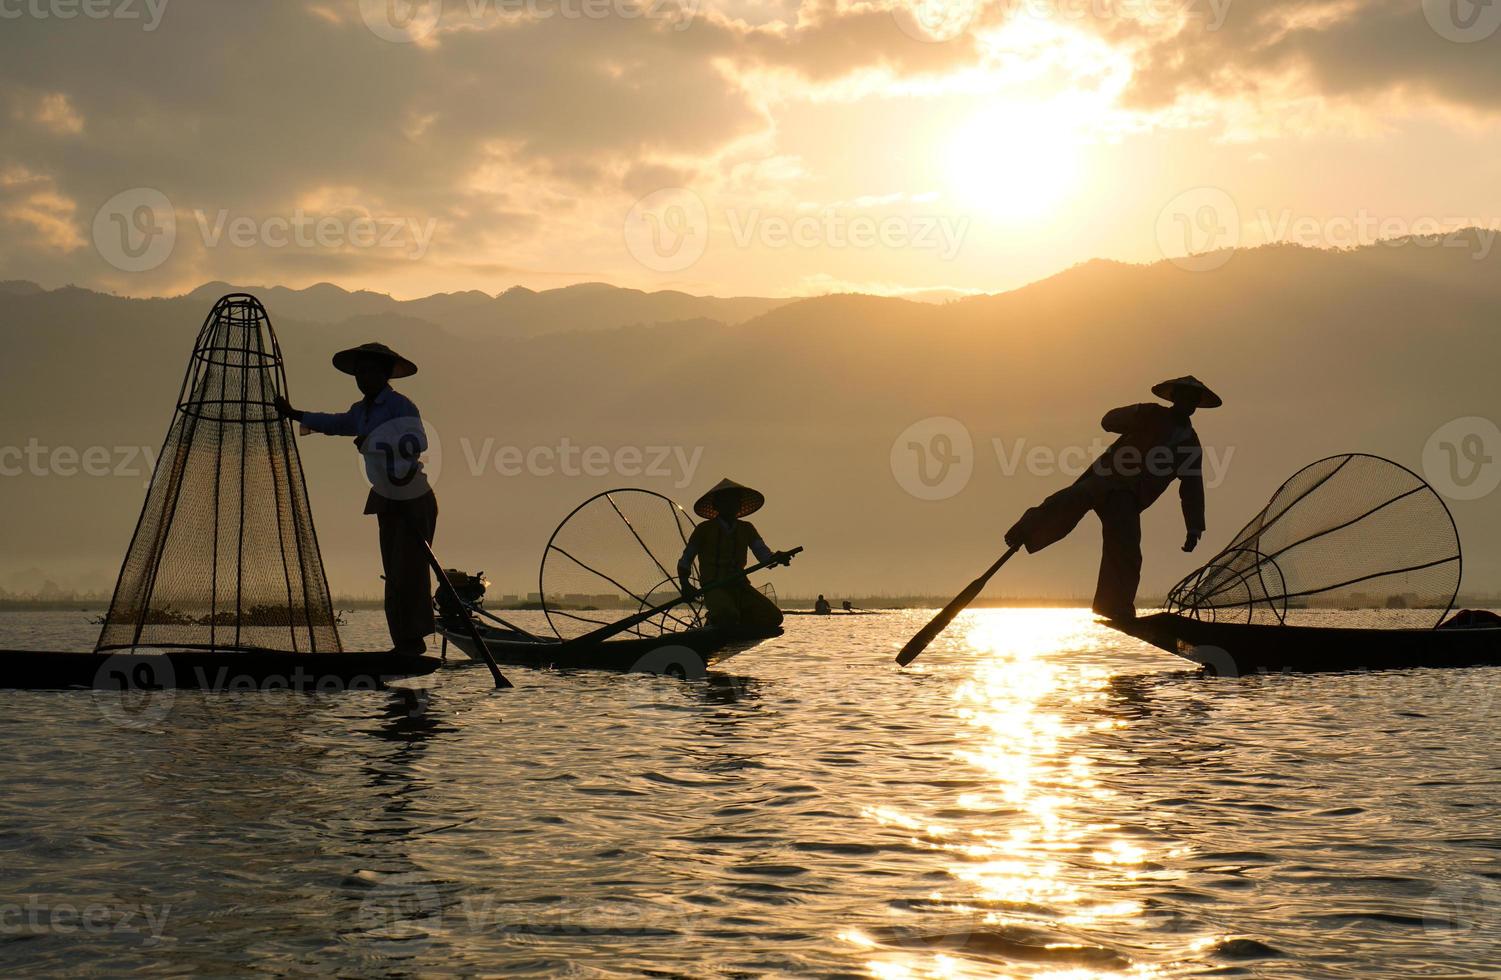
{"left": 374, "top": 491, "right": 438, "bottom": 650}
{"left": 703, "top": 582, "right": 784, "bottom": 632}
{"left": 1006, "top": 477, "right": 1142, "bottom": 619}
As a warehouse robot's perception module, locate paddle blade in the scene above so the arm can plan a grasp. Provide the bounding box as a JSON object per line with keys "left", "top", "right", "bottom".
{"left": 895, "top": 582, "right": 984, "bottom": 666}
{"left": 895, "top": 547, "right": 1017, "bottom": 666}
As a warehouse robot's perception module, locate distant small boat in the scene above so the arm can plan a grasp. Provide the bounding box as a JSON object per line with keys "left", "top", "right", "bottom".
{"left": 781, "top": 609, "right": 886, "bottom": 616}
{"left": 1109, "top": 612, "right": 1501, "bottom": 675}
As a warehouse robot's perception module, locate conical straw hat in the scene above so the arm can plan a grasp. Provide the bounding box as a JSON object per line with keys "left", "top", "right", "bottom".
{"left": 693, "top": 478, "right": 765, "bottom": 519}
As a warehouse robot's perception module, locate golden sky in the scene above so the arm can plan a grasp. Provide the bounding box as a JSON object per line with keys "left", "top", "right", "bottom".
{"left": 3, "top": 0, "right": 1500, "bottom": 299}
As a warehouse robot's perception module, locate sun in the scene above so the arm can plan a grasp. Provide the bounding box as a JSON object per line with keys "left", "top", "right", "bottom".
{"left": 945, "top": 105, "right": 1083, "bottom": 224}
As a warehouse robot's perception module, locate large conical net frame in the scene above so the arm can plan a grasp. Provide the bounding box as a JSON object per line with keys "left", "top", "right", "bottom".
{"left": 539, "top": 489, "right": 705, "bottom": 640}
{"left": 1166, "top": 454, "right": 1461, "bottom": 627}
{"left": 97, "top": 294, "right": 342, "bottom": 654}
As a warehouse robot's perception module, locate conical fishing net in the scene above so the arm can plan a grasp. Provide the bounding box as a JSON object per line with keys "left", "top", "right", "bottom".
{"left": 96, "top": 294, "right": 342, "bottom": 653}
{"left": 1166, "top": 454, "right": 1460, "bottom": 627}
{"left": 539, "top": 489, "right": 704, "bottom": 640}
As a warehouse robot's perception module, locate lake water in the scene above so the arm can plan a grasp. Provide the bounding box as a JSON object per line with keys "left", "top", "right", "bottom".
{"left": 2, "top": 608, "right": 1499, "bottom": 978}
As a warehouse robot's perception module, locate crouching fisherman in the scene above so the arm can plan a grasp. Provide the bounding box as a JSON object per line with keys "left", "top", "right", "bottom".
{"left": 275, "top": 342, "right": 437, "bottom": 655}
{"left": 1003, "top": 376, "right": 1220, "bottom": 622}
{"left": 678, "top": 479, "right": 785, "bottom": 633}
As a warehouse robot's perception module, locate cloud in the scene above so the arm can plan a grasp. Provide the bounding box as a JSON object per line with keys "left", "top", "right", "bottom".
{"left": 1120, "top": 0, "right": 1501, "bottom": 115}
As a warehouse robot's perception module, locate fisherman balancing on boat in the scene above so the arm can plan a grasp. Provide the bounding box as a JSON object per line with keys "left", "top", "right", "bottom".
{"left": 678, "top": 479, "right": 786, "bottom": 633}
{"left": 274, "top": 343, "right": 437, "bottom": 655}
{"left": 1002, "top": 376, "right": 1221, "bottom": 621}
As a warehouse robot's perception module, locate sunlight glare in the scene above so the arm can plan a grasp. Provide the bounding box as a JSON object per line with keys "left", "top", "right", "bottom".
{"left": 946, "top": 105, "right": 1082, "bottom": 224}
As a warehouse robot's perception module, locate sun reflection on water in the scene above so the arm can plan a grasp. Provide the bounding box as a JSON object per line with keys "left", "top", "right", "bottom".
{"left": 851, "top": 609, "right": 1206, "bottom": 978}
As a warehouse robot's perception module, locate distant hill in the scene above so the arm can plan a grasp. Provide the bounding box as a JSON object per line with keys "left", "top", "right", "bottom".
{"left": 5, "top": 233, "right": 1501, "bottom": 601}
{"left": 169, "top": 279, "right": 790, "bottom": 338}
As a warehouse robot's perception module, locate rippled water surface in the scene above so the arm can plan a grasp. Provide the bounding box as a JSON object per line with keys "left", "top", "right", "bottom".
{"left": 3, "top": 608, "right": 1500, "bottom": 978}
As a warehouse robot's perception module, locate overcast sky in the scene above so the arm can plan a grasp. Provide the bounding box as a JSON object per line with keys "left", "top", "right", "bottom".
{"left": 3, "top": 0, "right": 1500, "bottom": 299}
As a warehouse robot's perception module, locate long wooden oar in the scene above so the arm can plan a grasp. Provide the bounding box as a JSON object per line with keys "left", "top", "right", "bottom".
{"left": 561, "top": 547, "right": 803, "bottom": 649}
{"left": 417, "top": 539, "right": 513, "bottom": 689}
{"left": 895, "top": 546, "right": 1019, "bottom": 666}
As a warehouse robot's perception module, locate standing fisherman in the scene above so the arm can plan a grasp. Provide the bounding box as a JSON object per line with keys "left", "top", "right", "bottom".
{"left": 1003, "top": 376, "right": 1221, "bottom": 621}
{"left": 678, "top": 479, "right": 785, "bottom": 633}
{"left": 275, "top": 343, "right": 437, "bottom": 655}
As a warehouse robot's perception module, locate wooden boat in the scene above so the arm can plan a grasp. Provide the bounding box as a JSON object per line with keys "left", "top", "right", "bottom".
{"left": 439, "top": 621, "right": 781, "bottom": 674}
{"left": 1109, "top": 612, "right": 1501, "bottom": 675}
{"left": 0, "top": 648, "right": 439, "bottom": 690}
{"left": 782, "top": 609, "right": 886, "bottom": 617}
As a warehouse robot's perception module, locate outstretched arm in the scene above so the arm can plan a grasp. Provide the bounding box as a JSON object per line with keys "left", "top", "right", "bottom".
{"left": 276, "top": 396, "right": 359, "bottom": 437}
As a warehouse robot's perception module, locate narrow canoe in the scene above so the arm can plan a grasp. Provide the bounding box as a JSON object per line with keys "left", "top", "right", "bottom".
{"left": 0, "top": 649, "right": 440, "bottom": 690}
{"left": 1109, "top": 612, "right": 1501, "bottom": 675}
{"left": 439, "top": 622, "right": 781, "bottom": 674}
{"left": 782, "top": 610, "right": 887, "bottom": 617}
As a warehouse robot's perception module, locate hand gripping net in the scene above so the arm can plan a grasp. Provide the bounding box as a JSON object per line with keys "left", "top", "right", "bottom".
{"left": 96, "top": 294, "right": 342, "bottom": 653}
{"left": 539, "top": 489, "right": 705, "bottom": 640}
{"left": 1166, "top": 454, "right": 1461, "bottom": 627}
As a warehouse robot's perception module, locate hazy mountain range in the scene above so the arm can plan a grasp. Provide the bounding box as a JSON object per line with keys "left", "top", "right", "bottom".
{"left": 4, "top": 235, "right": 1501, "bottom": 604}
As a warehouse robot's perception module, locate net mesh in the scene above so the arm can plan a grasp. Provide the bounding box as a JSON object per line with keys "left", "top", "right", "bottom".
{"left": 539, "top": 489, "right": 704, "bottom": 640}
{"left": 96, "top": 294, "right": 342, "bottom": 653}
{"left": 1166, "top": 454, "right": 1460, "bottom": 628}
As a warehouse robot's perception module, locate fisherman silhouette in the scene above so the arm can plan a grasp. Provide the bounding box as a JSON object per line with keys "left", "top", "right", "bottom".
{"left": 275, "top": 343, "right": 437, "bottom": 654}
{"left": 842, "top": 600, "right": 854, "bottom": 613}
{"left": 814, "top": 594, "right": 832, "bottom": 615}
{"left": 678, "top": 478, "right": 785, "bottom": 633}
{"left": 1003, "top": 376, "right": 1220, "bottom": 621}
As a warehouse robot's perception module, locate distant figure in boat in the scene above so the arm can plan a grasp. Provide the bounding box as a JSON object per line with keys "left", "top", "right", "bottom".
{"left": 814, "top": 594, "right": 832, "bottom": 615}
{"left": 275, "top": 342, "right": 436, "bottom": 655}
{"left": 678, "top": 478, "right": 785, "bottom": 633}
{"left": 842, "top": 600, "right": 854, "bottom": 613}
{"left": 1003, "top": 376, "right": 1220, "bottom": 621}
